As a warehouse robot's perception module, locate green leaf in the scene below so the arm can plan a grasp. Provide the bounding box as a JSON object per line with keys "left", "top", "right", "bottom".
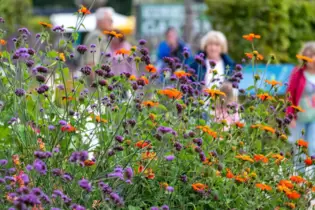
{"left": 246, "top": 85, "right": 255, "bottom": 91}
{"left": 47, "top": 51, "right": 58, "bottom": 58}
{"left": 58, "top": 39, "right": 66, "bottom": 48}
{"left": 72, "top": 32, "right": 79, "bottom": 42}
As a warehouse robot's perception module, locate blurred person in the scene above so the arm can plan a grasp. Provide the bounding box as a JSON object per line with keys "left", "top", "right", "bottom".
{"left": 156, "top": 27, "right": 191, "bottom": 83}
{"left": 287, "top": 42, "right": 315, "bottom": 175}
{"left": 81, "top": 7, "right": 114, "bottom": 66}
{"left": 190, "top": 30, "right": 235, "bottom": 89}
{"left": 108, "top": 29, "right": 137, "bottom": 76}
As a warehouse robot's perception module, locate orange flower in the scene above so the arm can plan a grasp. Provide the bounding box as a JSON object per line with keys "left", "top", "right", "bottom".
{"left": 141, "top": 151, "right": 157, "bottom": 160}
{"left": 59, "top": 53, "right": 66, "bottom": 62}
{"left": 196, "top": 125, "right": 217, "bottom": 138}
{"left": 235, "top": 154, "right": 254, "bottom": 163}
{"left": 139, "top": 76, "right": 149, "bottom": 85}
{"left": 235, "top": 121, "right": 245, "bottom": 128}
{"left": 135, "top": 140, "right": 151, "bottom": 149}
{"left": 286, "top": 191, "right": 301, "bottom": 200}
{"left": 256, "top": 183, "right": 272, "bottom": 191}
{"left": 142, "top": 100, "right": 159, "bottom": 107}
{"left": 261, "top": 125, "right": 275, "bottom": 134}
{"left": 78, "top": 5, "right": 91, "bottom": 15}
{"left": 90, "top": 115, "right": 107, "bottom": 123}
{"left": 104, "top": 30, "right": 123, "bottom": 39}
{"left": 296, "top": 54, "right": 313, "bottom": 63}
{"left": 192, "top": 183, "right": 207, "bottom": 192}
{"left": 203, "top": 89, "right": 226, "bottom": 98}
{"left": 144, "top": 168, "right": 155, "bottom": 179}
{"left": 265, "top": 80, "right": 282, "bottom": 87}
{"left": 145, "top": 64, "right": 157, "bottom": 73}
{"left": 291, "top": 105, "right": 305, "bottom": 113}
{"left": 235, "top": 175, "right": 248, "bottom": 183}
{"left": 37, "top": 138, "right": 45, "bottom": 151}
{"left": 0, "top": 39, "right": 7, "bottom": 45}
{"left": 243, "top": 33, "right": 261, "bottom": 41}
{"left": 285, "top": 203, "right": 296, "bottom": 209}
{"left": 84, "top": 160, "right": 95, "bottom": 166}
{"left": 290, "top": 176, "right": 306, "bottom": 184}
{"left": 271, "top": 154, "right": 285, "bottom": 164}
{"left": 277, "top": 184, "right": 291, "bottom": 193}
{"left": 138, "top": 165, "right": 144, "bottom": 173}
{"left": 158, "top": 88, "right": 183, "bottom": 100}
{"left": 296, "top": 139, "right": 308, "bottom": 148}
{"left": 305, "top": 157, "right": 313, "bottom": 166}
{"left": 257, "top": 93, "right": 273, "bottom": 101}
{"left": 129, "top": 75, "right": 137, "bottom": 81}
{"left": 279, "top": 180, "right": 294, "bottom": 189}
{"left": 12, "top": 155, "right": 20, "bottom": 166}
{"left": 116, "top": 48, "right": 130, "bottom": 55}
{"left": 62, "top": 96, "right": 75, "bottom": 101}
{"left": 174, "top": 70, "right": 191, "bottom": 78}
{"left": 39, "top": 21, "right": 53, "bottom": 28}
{"left": 226, "top": 169, "right": 234, "bottom": 179}
{"left": 253, "top": 154, "right": 268, "bottom": 163}
{"left": 245, "top": 52, "right": 263, "bottom": 60}
{"left": 159, "top": 182, "right": 169, "bottom": 189}
{"left": 61, "top": 124, "right": 76, "bottom": 132}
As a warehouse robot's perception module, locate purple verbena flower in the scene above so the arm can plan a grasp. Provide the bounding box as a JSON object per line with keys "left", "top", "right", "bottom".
{"left": 78, "top": 178, "right": 92, "bottom": 192}
{"left": 165, "top": 155, "right": 175, "bottom": 161}
{"left": 33, "top": 159, "right": 47, "bottom": 175}
{"left": 52, "top": 25, "right": 65, "bottom": 33}
{"left": 77, "top": 45, "right": 88, "bottom": 54}
{"left": 0, "top": 159, "right": 8, "bottom": 166}
{"left": 161, "top": 205, "right": 170, "bottom": 210}
{"left": 166, "top": 186, "right": 174, "bottom": 192}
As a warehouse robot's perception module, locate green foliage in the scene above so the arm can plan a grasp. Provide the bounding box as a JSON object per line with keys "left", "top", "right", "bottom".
{"left": 205, "top": 0, "right": 315, "bottom": 63}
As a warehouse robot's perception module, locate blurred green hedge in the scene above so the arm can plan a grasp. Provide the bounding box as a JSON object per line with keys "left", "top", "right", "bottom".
{"left": 205, "top": 0, "right": 315, "bottom": 63}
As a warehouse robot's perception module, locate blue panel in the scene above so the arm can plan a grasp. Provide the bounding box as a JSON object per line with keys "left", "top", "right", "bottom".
{"left": 238, "top": 64, "right": 295, "bottom": 95}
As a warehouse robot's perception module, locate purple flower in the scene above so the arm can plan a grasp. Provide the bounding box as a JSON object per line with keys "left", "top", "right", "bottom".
{"left": 115, "top": 135, "right": 124, "bottom": 143}
{"left": 53, "top": 147, "right": 60, "bottom": 153}
{"left": 151, "top": 207, "right": 159, "bottom": 210}
{"left": 70, "top": 204, "right": 86, "bottom": 210}
{"left": 34, "top": 151, "right": 52, "bottom": 159}
{"left": 174, "top": 142, "right": 183, "bottom": 151}
{"left": 108, "top": 166, "right": 124, "bottom": 180}
{"left": 235, "top": 64, "right": 243, "bottom": 71}
{"left": 37, "top": 84, "right": 49, "bottom": 94}
{"left": 14, "top": 47, "right": 31, "bottom": 60}
{"left": 194, "top": 55, "right": 203, "bottom": 64}
{"left": 48, "top": 125, "right": 55, "bottom": 130}
{"left": 36, "top": 66, "right": 48, "bottom": 73}
{"left": 0, "top": 178, "right": 5, "bottom": 184}
{"left": 109, "top": 192, "right": 124, "bottom": 206}
{"left": 138, "top": 39, "right": 147, "bottom": 45}
{"left": 52, "top": 25, "right": 65, "bottom": 33}
{"left": 166, "top": 186, "right": 174, "bottom": 192}
{"left": 62, "top": 173, "right": 73, "bottom": 182}
{"left": 0, "top": 159, "right": 8, "bottom": 166}
{"left": 209, "top": 60, "right": 216, "bottom": 68}
{"left": 51, "top": 208, "right": 61, "bottom": 210}
{"left": 59, "top": 120, "right": 67, "bottom": 126}
{"left": 0, "top": 17, "right": 4, "bottom": 23}
{"left": 52, "top": 168, "right": 62, "bottom": 176}
{"left": 18, "top": 27, "right": 31, "bottom": 36}
{"left": 161, "top": 205, "right": 169, "bottom": 210}
{"left": 8, "top": 168, "right": 16, "bottom": 174}
{"left": 90, "top": 44, "right": 96, "bottom": 48}
{"left": 33, "top": 159, "right": 47, "bottom": 175}
{"left": 69, "top": 151, "right": 88, "bottom": 163}
{"left": 180, "top": 174, "right": 187, "bottom": 183}
{"left": 36, "top": 33, "right": 41, "bottom": 39}
{"left": 80, "top": 65, "right": 92, "bottom": 76}
{"left": 124, "top": 167, "right": 133, "bottom": 183}
{"left": 165, "top": 155, "right": 175, "bottom": 161}
{"left": 157, "top": 126, "right": 177, "bottom": 136}
{"left": 26, "top": 60, "right": 34, "bottom": 68}
{"left": 26, "top": 164, "right": 33, "bottom": 171}
{"left": 77, "top": 45, "right": 88, "bottom": 54}
{"left": 78, "top": 178, "right": 92, "bottom": 192}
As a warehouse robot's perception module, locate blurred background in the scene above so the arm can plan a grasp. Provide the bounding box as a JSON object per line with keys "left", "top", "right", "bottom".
{"left": 1, "top": 0, "right": 315, "bottom": 93}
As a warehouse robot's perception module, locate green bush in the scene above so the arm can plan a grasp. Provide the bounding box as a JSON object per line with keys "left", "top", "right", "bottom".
{"left": 205, "top": 0, "right": 315, "bottom": 63}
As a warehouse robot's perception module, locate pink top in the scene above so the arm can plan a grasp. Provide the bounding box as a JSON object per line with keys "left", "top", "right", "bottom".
{"left": 286, "top": 65, "right": 307, "bottom": 117}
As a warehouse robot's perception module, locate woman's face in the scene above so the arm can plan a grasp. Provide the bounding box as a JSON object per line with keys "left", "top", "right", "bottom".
{"left": 205, "top": 42, "right": 222, "bottom": 60}
{"left": 304, "top": 50, "right": 315, "bottom": 70}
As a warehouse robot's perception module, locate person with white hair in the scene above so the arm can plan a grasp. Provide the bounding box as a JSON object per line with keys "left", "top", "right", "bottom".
{"left": 81, "top": 7, "right": 114, "bottom": 67}
{"left": 190, "top": 30, "right": 235, "bottom": 89}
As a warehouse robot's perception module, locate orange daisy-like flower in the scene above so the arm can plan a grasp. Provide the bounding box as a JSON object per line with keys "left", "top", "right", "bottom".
{"left": 245, "top": 51, "right": 264, "bottom": 60}
{"left": 61, "top": 124, "right": 76, "bottom": 132}
{"left": 84, "top": 160, "right": 95, "bottom": 166}
{"left": 196, "top": 125, "right": 217, "bottom": 138}
{"left": 37, "top": 138, "right": 45, "bottom": 151}
{"left": 145, "top": 64, "right": 157, "bottom": 73}
{"left": 257, "top": 93, "right": 273, "bottom": 101}
{"left": 291, "top": 105, "right": 305, "bottom": 113}
{"left": 256, "top": 183, "right": 272, "bottom": 191}
{"left": 12, "top": 155, "right": 20, "bottom": 166}
{"left": 78, "top": 5, "right": 91, "bottom": 15}
{"left": 142, "top": 100, "right": 159, "bottom": 108}
{"left": 290, "top": 176, "right": 306, "bottom": 184}
{"left": 116, "top": 48, "right": 130, "bottom": 55}
{"left": 158, "top": 88, "right": 183, "bottom": 100}
{"left": 192, "top": 183, "right": 207, "bottom": 192}
{"left": 203, "top": 89, "right": 226, "bottom": 98}
{"left": 39, "top": 21, "right": 53, "bottom": 28}
{"left": 243, "top": 33, "right": 261, "bottom": 41}
{"left": 296, "top": 139, "right": 308, "bottom": 148}
{"left": 0, "top": 39, "right": 7, "bottom": 45}
{"left": 90, "top": 115, "right": 107, "bottom": 123}
{"left": 235, "top": 121, "right": 245, "bottom": 128}
{"left": 139, "top": 76, "right": 149, "bottom": 85}
{"left": 141, "top": 151, "right": 157, "bottom": 160}
{"left": 235, "top": 175, "right": 248, "bottom": 183}
{"left": 305, "top": 157, "right": 313, "bottom": 166}
{"left": 226, "top": 168, "right": 234, "bottom": 179}
{"left": 59, "top": 53, "right": 66, "bottom": 62}
{"left": 135, "top": 140, "right": 151, "bottom": 149}
{"left": 253, "top": 154, "right": 268, "bottom": 163}
{"left": 261, "top": 125, "right": 276, "bottom": 134}
{"left": 271, "top": 154, "right": 285, "bottom": 164}
{"left": 144, "top": 168, "right": 155, "bottom": 179}
{"left": 286, "top": 191, "right": 301, "bottom": 200}
{"left": 149, "top": 113, "right": 156, "bottom": 121}
{"left": 104, "top": 30, "right": 123, "bottom": 39}
{"left": 296, "top": 54, "right": 313, "bottom": 63}
{"left": 174, "top": 70, "right": 191, "bottom": 78}
{"left": 265, "top": 79, "right": 282, "bottom": 87}
{"left": 62, "top": 96, "right": 75, "bottom": 101}
{"left": 279, "top": 180, "right": 294, "bottom": 189}
{"left": 129, "top": 75, "right": 137, "bottom": 81}
{"left": 235, "top": 154, "right": 254, "bottom": 163}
